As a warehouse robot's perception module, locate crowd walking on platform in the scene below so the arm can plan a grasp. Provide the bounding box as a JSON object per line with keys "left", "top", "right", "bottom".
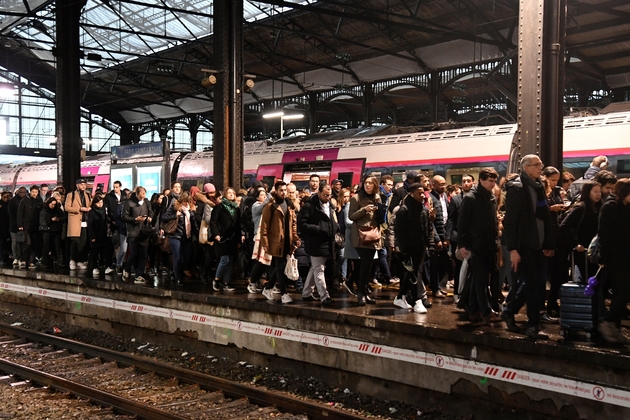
{"left": 1, "top": 154, "right": 630, "bottom": 344}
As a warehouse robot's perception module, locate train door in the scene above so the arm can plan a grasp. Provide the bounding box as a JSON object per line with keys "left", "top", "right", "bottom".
{"left": 329, "top": 159, "right": 365, "bottom": 188}
{"left": 256, "top": 164, "right": 284, "bottom": 189}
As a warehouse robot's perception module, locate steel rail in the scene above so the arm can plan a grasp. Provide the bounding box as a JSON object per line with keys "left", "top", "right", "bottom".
{"left": 0, "top": 357, "right": 188, "bottom": 420}
{"left": 0, "top": 323, "right": 367, "bottom": 420}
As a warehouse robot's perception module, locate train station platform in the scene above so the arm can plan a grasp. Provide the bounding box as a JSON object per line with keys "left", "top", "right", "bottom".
{"left": 1, "top": 267, "right": 629, "bottom": 419}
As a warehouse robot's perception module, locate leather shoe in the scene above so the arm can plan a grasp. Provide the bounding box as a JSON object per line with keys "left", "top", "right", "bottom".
{"left": 365, "top": 295, "right": 376, "bottom": 304}
{"left": 501, "top": 311, "right": 520, "bottom": 333}
{"left": 525, "top": 327, "right": 549, "bottom": 340}
{"left": 322, "top": 297, "right": 333, "bottom": 306}
{"left": 357, "top": 296, "right": 366, "bottom": 306}
{"left": 483, "top": 311, "right": 503, "bottom": 325}
{"left": 422, "top": 297, "right": 433, "bottom": 308}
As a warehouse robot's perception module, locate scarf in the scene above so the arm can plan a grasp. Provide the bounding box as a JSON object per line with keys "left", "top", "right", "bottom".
{"left": 222, "top": 197, "right": 238, "bottom": 219}
{"left": 521, "top": 172, "right": 549, "bottom": 220}
{"left": 181, "top": 203, "right": 191, "bottom": 238}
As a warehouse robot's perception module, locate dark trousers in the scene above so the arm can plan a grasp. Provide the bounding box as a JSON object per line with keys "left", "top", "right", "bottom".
{"left": 606, "top": 266, "right": 630, "bottom": 326}
{"left": 451, "top": 241, "right": 463, "bottom": 294}
{"left": 504, "top": 249, "right": 547, "bottom": 328}
{"left": 202, "top": 243, "right": 215, "bottom": 280}
{"left": 19, "top": 232, "right": 32, "bottom": 263}
{"left": 42, "top": 232, "right": 63, "bottom": 266}
{"left": 125, "top": 237, "right": 148, "bottom": 277}
{"left": 90, "top": 246, "right": 107, "bottom": 271}
{"left": 69, "top": 228, "right": 88, "bottom": 262}
{"left": 429, "top": 249, "right": 449, "bottom": 292}
{"left": 250, "top": 260, "right": 268, "bottom": 285}
{"left": 468, "top": 254, "right": 493, "bottom": 316}
{"left": 356, "top": 247, "right": 376, "bottom": 297}
{"left": 398, "top": 251, "right": 426, "bottom": 304}
{"left": 266, "top": 255, "right": 288, "bottom": 294}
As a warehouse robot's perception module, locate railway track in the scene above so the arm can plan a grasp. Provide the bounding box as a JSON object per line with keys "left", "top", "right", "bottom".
{"left": 0, "top": 323, "right": 366, "bottom": 420}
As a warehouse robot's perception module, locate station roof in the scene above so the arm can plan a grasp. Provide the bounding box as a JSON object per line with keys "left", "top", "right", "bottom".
{"left": 1, "top": 0, "right": 629, "bottom": 127}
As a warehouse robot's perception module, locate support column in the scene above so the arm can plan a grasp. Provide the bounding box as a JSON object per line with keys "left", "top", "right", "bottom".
{"left": 213, "top": 0, "right": 244, "bottom": 190}
{"left": 363, "top": 83, "right": 373, "bottom": 127}
{"left": 516, "top": 0, "right": 565, "bottom": 169}
{"left": 55, "top": 0, "right": 86, "bottom": 191}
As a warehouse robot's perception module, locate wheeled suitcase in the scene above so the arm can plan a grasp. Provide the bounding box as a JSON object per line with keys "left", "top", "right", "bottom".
{"left": 559, "top": 252, "right": 597, "bottom": 341}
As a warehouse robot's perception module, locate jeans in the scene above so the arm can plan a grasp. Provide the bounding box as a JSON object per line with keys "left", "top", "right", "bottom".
{"left": 503, "top": 249, "right": 547, "bottom": 328}
{"left": 125, "top": 237, "right": 147, "bottom": 278}
{"left": 215, "top": 255, "right": 233, "bottom": 284}
{"left": 10, "top": 232, "right": 21, "bottom": 261}
{"left": 498, "top": 244, "right": 513, "bottom": 291}
{"left": 303, "top": 255, "right": 330, "bottom": 301}
{"left": 116, "top": 233, "right": 127, "bottom": 267}
{"left": 374, "top": 247, "right": 392, "bottom": 281}
{"left": 169, "top": 237, "right": 192, "bottom": 280}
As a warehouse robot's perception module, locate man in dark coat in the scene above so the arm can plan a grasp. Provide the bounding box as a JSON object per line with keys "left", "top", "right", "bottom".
{"left": 393, "top": 183, "right": 435, "bottom": 313}
{"left": 17, "top": 185, "right": 42, "bottom": 268}
{"left": 299, "top": 184, "right": 338, "bottom": 305}
{"left": 121, "top": 186, "right": 153, "bottom": 284}
{"left": 502, "top": 154, "right": 555, "bottom": 340}
{"left": 457, "top": 168, "right": 501, "bottom": 324}
{"left": 8, "top": 187, "right": 26, "bottom": 266}
{"left": 446, "top": 174, "right": 474, "bottom": 300}
{"left": 429, "top": 175, "right": 450, "bottom": 298}
{"left": 0, "top": 191, "right": 11, "bottom": 265}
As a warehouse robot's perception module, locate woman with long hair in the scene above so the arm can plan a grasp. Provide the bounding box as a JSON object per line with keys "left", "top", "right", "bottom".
{"left": 541, "top": 166, "right": 565, "bottom": 318}
{"left": 335, "top": 187, "right": 351, "bottom": 289}
{"left": 161, "top": 191, "right": 198, "bottom": 286}
{"left": 560, "top": 181, "right": 603, "bottom": 284}
{"left": 39, "top": 196, "right": 65, "bottom": 269}
{"left": 210, "top": 187, "right": 242, "bottom": 292}
{"left": 87, "top": 194, "right": 111, "bottom": 277}
{"left": 348, "top": 175, "right": 382, "bottom": 305}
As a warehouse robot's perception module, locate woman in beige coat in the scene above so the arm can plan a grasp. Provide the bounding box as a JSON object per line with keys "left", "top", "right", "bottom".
{"left": 348, "top": 175, "right": 382, "bottom": 306}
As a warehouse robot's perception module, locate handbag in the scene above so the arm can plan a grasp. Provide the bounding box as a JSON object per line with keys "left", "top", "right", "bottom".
{"left": 199, "top": 220, "right": 209, "bottom": 244}
{"left": 284, "top": 254, "right": 299, "bottom": 281}
{"left": 334, "top": 231, "right": 345, "bottom": 249}
{"left": 161, "top": 218, "right": 178, "bottom": 235}
{"left": 157, "top": 235, "right": 171, "bottom": 253}
{"left": 357, "top": 225, "right": 380, "bottom": 246}
{"left": 138, "top": 220, "right": 156, "bottom": 241}
{"left": 16, "top": 231, "right": 26, "bottom": 243}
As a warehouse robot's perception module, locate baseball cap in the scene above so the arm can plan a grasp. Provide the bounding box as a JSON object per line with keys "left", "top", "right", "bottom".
{"left": 203, "top": 183, "right": 216, "bottom": 193}
{"left": 405, "top": 170, "right": 417, "bottom": 180}
{"left": 76, "top": 178, "right": 87, "bottom": 184}
{"left": 332, "top": 179, "right": 343, "bottom": 185}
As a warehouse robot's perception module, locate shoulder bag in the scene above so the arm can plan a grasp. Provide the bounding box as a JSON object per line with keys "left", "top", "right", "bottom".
{"left": 161, "top": 218, "right": 178, "bottom": 235}
{"left": 357, "top": 225, "right": 380, "bottom": 246}
{"left": 199, "top": 219, "right": 209, "bottom": 244}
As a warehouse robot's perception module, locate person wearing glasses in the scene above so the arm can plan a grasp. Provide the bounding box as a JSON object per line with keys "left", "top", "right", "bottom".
{"left": 299, "top": 184, "right": 338, "bottom": 306}
{"left": 501, "top": 155, "right": 555, "bottom": 340}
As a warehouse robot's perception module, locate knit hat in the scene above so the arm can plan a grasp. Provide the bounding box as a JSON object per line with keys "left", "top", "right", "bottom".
{"left": 203, "top": 183, "right": 216, "bottom": 193}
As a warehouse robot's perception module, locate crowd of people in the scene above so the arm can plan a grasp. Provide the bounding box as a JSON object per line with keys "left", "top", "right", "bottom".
{"left": 0, "top": 154, "right": 629, "bottom": 343}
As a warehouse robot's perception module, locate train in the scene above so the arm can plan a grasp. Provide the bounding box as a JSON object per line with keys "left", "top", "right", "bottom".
{"left": 1, "top": 108, "right": 630, "bottom": 195}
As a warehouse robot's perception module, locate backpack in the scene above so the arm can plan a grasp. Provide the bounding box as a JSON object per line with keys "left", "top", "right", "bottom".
{"left": 587, "top": 235, "right": 601, "bottom": 264}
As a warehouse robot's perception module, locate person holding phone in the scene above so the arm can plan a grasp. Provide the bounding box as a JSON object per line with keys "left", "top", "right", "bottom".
{"left": 121, "top": 186, "right": 153, "bottom": 284}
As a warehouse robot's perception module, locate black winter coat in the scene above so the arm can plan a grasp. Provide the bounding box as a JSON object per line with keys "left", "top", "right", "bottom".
{"left": 104, "top": 191, "right": 121, "bottom": 225}
{"left": 17, "top": 196, "right": 43, "bottom": 233}
{"left": 560, "top": 203, "right": 599, "bottom": 251}
{"left": 394, "top": 195, "right": 434, "bottom": 256}
{"left": 87, "top": 206, "right": 109, "bottom": 248}
{"left": 210, "top": 201, "right": 241, "bottom": 257}
{"left": 429, "top": 190, "right": 447, "bottom": 241}
{"left": 161, "top": 204, "right": 199, "bottom": 241}
{"left": 298, "top": 194, "right": 338, "bottom": 258}
{"left": 503, "top": 175, "right": 554, "bottom": 251}
{"left": 0, "top": 199, "right": 9, "bottom": 238}
{"left": 445, "top": 192, "right": 464, "bottom": 242}
{"left": 598, "top": 195, "right": 630, "bottom": 267}
{"left": 39, "top": 205, "right": 65, "bottom": 233}
{"left": 8, "top": 195, "right": 22, "bottom": 233}
{"left": 457, "top": 185, "right": 498, "bottom": 257}
{"left": 121, "top": 195, "right": 153, "bottom": 239}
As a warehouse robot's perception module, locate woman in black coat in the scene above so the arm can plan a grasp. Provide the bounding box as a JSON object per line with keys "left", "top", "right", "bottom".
{"left": 560, "top": 180, "right": 602, "bottom": 283}
{"left": 40, "top": 197, "right": 65, "bottom": 268}
{"left": 210, "top": 187, "right": 242, "bottom": 292}
{"left": 161, "top": 191, "right": 198, "bottom": 286}
{"left": 88, "top": 195, "right": 111, "bottom": 277}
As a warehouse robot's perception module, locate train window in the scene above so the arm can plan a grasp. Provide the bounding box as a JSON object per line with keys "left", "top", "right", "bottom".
{"left": 617, "top": 159, "right": 630, "bottom": 173}
{"left": 450, "top": 174, "right": 463, "bottom": 185}
{"left": 337, "top": 172, "right": 353, "bottom": 188}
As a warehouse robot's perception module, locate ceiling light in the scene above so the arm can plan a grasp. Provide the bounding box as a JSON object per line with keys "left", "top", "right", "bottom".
{"left": 263, "top": 111, "right": 284, "bottom": 119}
{"left": 0, "top": 83, "right": 15, "bottom": 98}
{"left": 282, "top": 114, "right": 304, "bottom": 120}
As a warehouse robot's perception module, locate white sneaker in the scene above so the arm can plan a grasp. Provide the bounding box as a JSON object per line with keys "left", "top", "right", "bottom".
{"left": 69, "top": 260, "right": 76, "bottom": 270}
{"left": 453, "top": 294, "right": 460, "bottom": 304}
{"left": 12, "top": 259, "right": 18, "bottom": 267}
{"left": 104, "top": 267, "right": 114, "bottom": 274}
{"left": 281, "top": 293, "right": 293, "bottom": 304}
{"left": 371, "top": 278, "right": 382, "bottom": 287}
{"left": 77, "top": 262, "right": 88, "bottom": 270}
{"left": 92, "top": 268, "right": 99, "bottom": 277}
{"left": 271, "top": 286, "right": 281, "bottom": 294}
{"left": 247, "top": 283, "right": 258, "bottom": 294}
{"left": 413, "top": 300, "right": 428, "bottom": 314}
{"left": 262, "top": 288, "right": 274, "bottom": 300}
{"left": 393, "top": 296, "right": 412, "bottom": 309}
{"left": 389, "top": 277, "right": 400, "bottom": 284}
